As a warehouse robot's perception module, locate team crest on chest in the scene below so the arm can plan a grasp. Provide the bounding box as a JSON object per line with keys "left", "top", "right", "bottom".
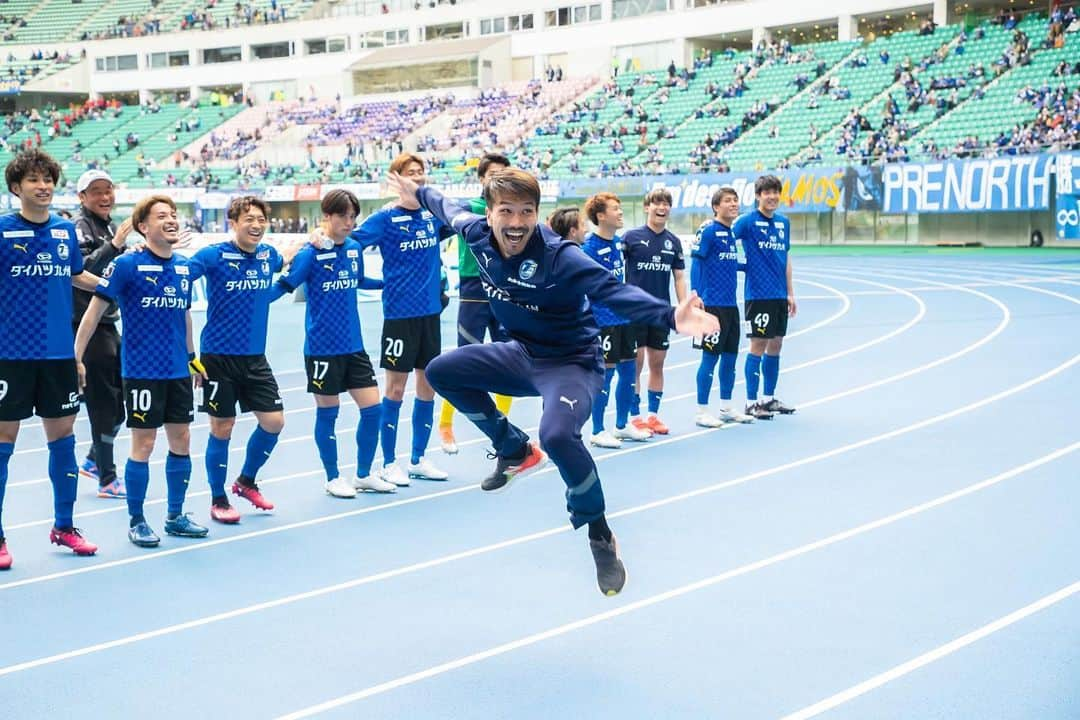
{"left": 57, "top": 241, "right": 69, "bottom": 260}
{"left": 519, "top": 259, "right": 538, "bottom": 280}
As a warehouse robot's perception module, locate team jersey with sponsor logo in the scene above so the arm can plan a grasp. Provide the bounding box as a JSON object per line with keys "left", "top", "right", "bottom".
{"left": 349, "top": 205, "right": 454, "bottom": 319}
{"left": 278, "top": 238, "right": 383, "bottom": 356}
{"left": 733, "top": 209, "right": 790, "bottom": 301}
{"left": 417, "top": 186, "right": 675, "bottom": 359}
{"left": 0, "top": 212, "right": 84, "bottom": 359}
{"left": 581, "top": 232, "right": 629, "bottom": 327}
{"left": 188, "top": 241, "right": 283, "bottom": 355}
{"left": 95, "top": 249, "right": 191, "bottom": 379}
{"left": 692, "top": 219, "right": 740, "bottom": 307}
{"left": 621, "top": 225, "right": 685, "bottom": 303}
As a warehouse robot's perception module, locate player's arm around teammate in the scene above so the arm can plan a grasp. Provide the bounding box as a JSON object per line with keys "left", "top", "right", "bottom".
{"left": 348, "top": 153, "right": 450, "bottom": 487}
{"left": 277, "top": 190, "right": 396, "bottom": 498}
{"left": 76, "top": 195, "right": 208, "bottom": 547}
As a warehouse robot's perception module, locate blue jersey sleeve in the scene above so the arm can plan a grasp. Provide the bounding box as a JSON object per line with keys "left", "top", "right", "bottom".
{"left": 349, "top": 215, "right": 384, "bottom": 249}
{"left": 66, "top": 223, "right": 85, "bottom": 276}
{"left": 555, "top": 245, "right": 676, "bottom": 330}
{"left": 187, "top": 246, "right": 214, "bottom": 281}
{"left": 94, "top": 255, "right": 128, "bottom": 302}
{"left": 417, "top": 186, "right": 485, "bottom": 239}
{"left": 270, "top": 246, "right": 284, "bottom": 273}
{"left": 691, "top": 222, "right": 712, "bottom": 294}
{"left": 278, "top": 246, "right": 314, "bottom": 292}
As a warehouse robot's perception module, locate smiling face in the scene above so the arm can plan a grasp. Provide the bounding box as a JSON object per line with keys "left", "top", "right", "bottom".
{"left": 79, "top": 179, "right": 114, "bottom": 220}
{"left": 713, "top": 192, "right": 740, "bottom": 225}
{"left": 486, "top": 193, "right": 538, "bottom": 258}
{"left": 645, "top": 198, "right": 672, "bottom": 230}
{"left": 138, "top": 201, "right": 180, "bottom": 248}
{"left": 13, "top": 170, "right": 54, "bottom": 216}
{"left": 756, "top": 188, "right": 780, "bottom": 215}
{"left": 596, "top": 199, "right": 624, "bottom": 235}
{"left": 232, "top": 205, "right": 269, "bottom": 252}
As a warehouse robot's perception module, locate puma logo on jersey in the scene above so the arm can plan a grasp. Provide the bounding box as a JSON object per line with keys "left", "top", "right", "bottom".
{"left": 559, "top": 396, "right": 578, "bottom": 411}
{"left": 132, "top": 411, "right": 148, "bottom": 423}
{"left": 228, "top": 262, "right": 241, "bottom": 271}
{"left": 12, "top": 243, "right": 28, "bottom": 253}
{"left": 384, "top": 356, "right": 398, "bottom": 367}
{"left": 145, "top": 276, "right": 158, "bottom": 285}
{"left": 311, "top": 379, "right": 325, "bottom": 389}
{"left": 208, "top": 401, "right": 219, "bottom": 411}
{"left": 322, "top": 264, "right": 334, "bottom": 271}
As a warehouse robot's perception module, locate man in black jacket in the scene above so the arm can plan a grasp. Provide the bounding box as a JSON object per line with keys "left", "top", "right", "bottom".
{"left": 73, "top": 170, "right": 130, "bottom": 498}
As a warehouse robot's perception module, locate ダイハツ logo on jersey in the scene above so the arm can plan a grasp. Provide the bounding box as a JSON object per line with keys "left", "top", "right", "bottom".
{"left": 519, "top": 259, "right": 538, "bottom": 280}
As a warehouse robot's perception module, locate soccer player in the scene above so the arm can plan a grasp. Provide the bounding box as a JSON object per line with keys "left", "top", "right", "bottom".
{"left": 0, "top": 149, "right": 102, "bottom": 568}
{"left": 188, "top": 196, "right": 289, "bottom": 523}
{"left": 582, "top": 192, "right": 651, "bottom": 449}
{"left": 437, "top": 153, "right": 513, "bottom": 455}
{"left": 75, "top": 195, "right": 208, "bottom": 547}
{"left": 72, "top": 169, "right": 128, "bottom": 498}
{"left": 349, "top": 153, "right": 453, "bottom": 487}
{"left": 691, "top": 188, "right": 758, "bottom": 426}
{"left": 275, "top": 189, "right": 396, "bottom": 497}
{"left": 546, "top": 207, "right": 587, "bottom": 244}
{"left": 733, "top": 175, "right": 797, "bottom": 416}
{"left": 392, "top": 168, "right": 719, "bottom": 596}
{"left": 622, "top": 188, "right": 687, "bottom": 435}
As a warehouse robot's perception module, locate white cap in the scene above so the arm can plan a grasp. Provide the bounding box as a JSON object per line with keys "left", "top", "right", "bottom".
{"left": 76, "top": 169, "right": 114, "bottom": 193}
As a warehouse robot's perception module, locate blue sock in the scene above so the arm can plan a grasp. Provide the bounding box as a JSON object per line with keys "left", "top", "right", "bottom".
{"left": 205, "top": 434, "right": 230, "bottom": 498}
{"left": 647, "top": 389, "right": 663, "bottom": 414}
{"left": 696, "top": 353, "right": 720, "bottom": 405}
{"left": 719, "top": 352, "right": 738, "bottom": 402}
{"left": 763, "top": 354, "right": 780, "bottom": 397}
{"left": 592, "top": 368, "right": 615, "bottom": 434}
{"left": 380, "top": 397, "right": 402, "bottom": 466}
{"left": 631, "top": 391, "right": 641, "bottom": 416}
{"left": 125, "top": 458, "right": 150, "bottom": 521}
{"left": 165, "top": 452, "right": 192, "bottom": 517}
{"left": 615, "top": 360, "right": 636, "bottom": 429}
{"left": 410, "top": 398, "right": 435, "bottom": 464}
{"left": 241, "top": 425, "right": 279, "bottom": 480}
{"left": 356, "top": 404, "right": 381, "bottom": 478}
{"left": 0, "top": 442, "right": 12, "bottom": 537}
{"left": 745, "top": 353, "right": 763, "bottom": 402}
{"left": 48, "top": 435, "right": 78, "bottom": 529}
{"left": 314, "top": 405, "right": 340, "bottom": 481}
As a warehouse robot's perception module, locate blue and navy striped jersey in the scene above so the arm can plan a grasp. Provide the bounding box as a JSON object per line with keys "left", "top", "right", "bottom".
{"left": 349, "top": 205, "right": 453, "bottom": 319}
{"left": 417, "top": 186, "right": 675, "bottom": 359}
{"left": 621, "top": 225, "right": 685, "bottom": 303}
{"left": 278, "top": 239, "right": 383, "bottom": 356}
{"left": 95, "top": 249, "right": 191, "bottom": 379}
{"left": 188, "top": 241, "right": 283, "bottom": 356}
{"left": 733, "top": 209, "right": 790, "bottom": 301}
{"left": 0, "top": 212, "right": 83, "bottom": 360}
{"left": 692, "top": 219, "right": 740, "bottom": 307}
{"left": 580, "top": 232, "right": 629, "bottom": 328}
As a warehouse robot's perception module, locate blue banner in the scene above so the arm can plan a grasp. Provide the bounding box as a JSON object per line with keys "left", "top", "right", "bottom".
{"left": 1055, "top": 193, "right": 1080, "bottom": 240}
{"left": 880, "top": 155, "right": 1053, "bottom": 213}
{"left": 0, "top": 79, "right": 20, "bottom": 96}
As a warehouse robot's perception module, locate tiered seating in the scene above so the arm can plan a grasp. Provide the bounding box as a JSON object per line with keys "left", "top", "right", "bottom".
{"left": 9, "top": 0, "right": 110, "bottom": 43}
{"left": 74, "top": 0, "right": 161, "bottom": 40}
{"left": 915, "top": 24, "right": 1078, "bottom": 156}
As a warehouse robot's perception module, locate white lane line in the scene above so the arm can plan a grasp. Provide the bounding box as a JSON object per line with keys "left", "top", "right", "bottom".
{"left": 265, "top": 443, "right": 1080, "bottom": 719}
{"left": 0, "top": 268, "right": 1064, "bottom": 677}
{"left": 4, "top": 277, "right": 847, "bottom": 481}
{"left": 779, "top": 580, "right": 1080, "bottom": 720}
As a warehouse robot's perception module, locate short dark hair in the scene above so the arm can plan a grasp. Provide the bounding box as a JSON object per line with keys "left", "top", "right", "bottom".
{"left": 227, "top": 195, "right": 270, "bottom": 222}
{"left": 711, "top": 186, "right": 739, "bottom": 207}
{"left": 584, "top": 192, "right": 620, "bottom": 225}
{"left": 5, "top": 149, "right": 61, "bottom": 194}
{"left": 483, "top": 168, "right": 540, "bottom": 208}
{"left": 547, "top": 207, "right": 581, "bottom": 240}
{"left": 477, "top": 153, "right": 510, "bottom": 180}
{"left": 132, "top": 194, "right": 176, "bottom": 232}
{"left": 321, "top": 188, "right": 360, "bottom": 217}
{"left": 754, "top": 175, "right": 783, "bottom": 195}
{"left": 644, "top": 188, "right": 673, "bottom": 206}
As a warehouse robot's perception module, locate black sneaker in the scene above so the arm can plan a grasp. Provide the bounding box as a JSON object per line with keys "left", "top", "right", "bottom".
{"left": 482, "top": 443, "right": 547, "bottom": 492}
{"left": 745, "top": 402, "right": 775, "bottom": 420}
{"left": 763, "top": 398, "right": 796, "bottom": 415}
{"left": 589, "top": 534, "right": 627, "bottom": 596}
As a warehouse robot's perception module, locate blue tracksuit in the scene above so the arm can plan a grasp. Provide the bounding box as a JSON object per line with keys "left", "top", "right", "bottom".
{"left": 418, "top": 185, "right": 676, "bottom": 528}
